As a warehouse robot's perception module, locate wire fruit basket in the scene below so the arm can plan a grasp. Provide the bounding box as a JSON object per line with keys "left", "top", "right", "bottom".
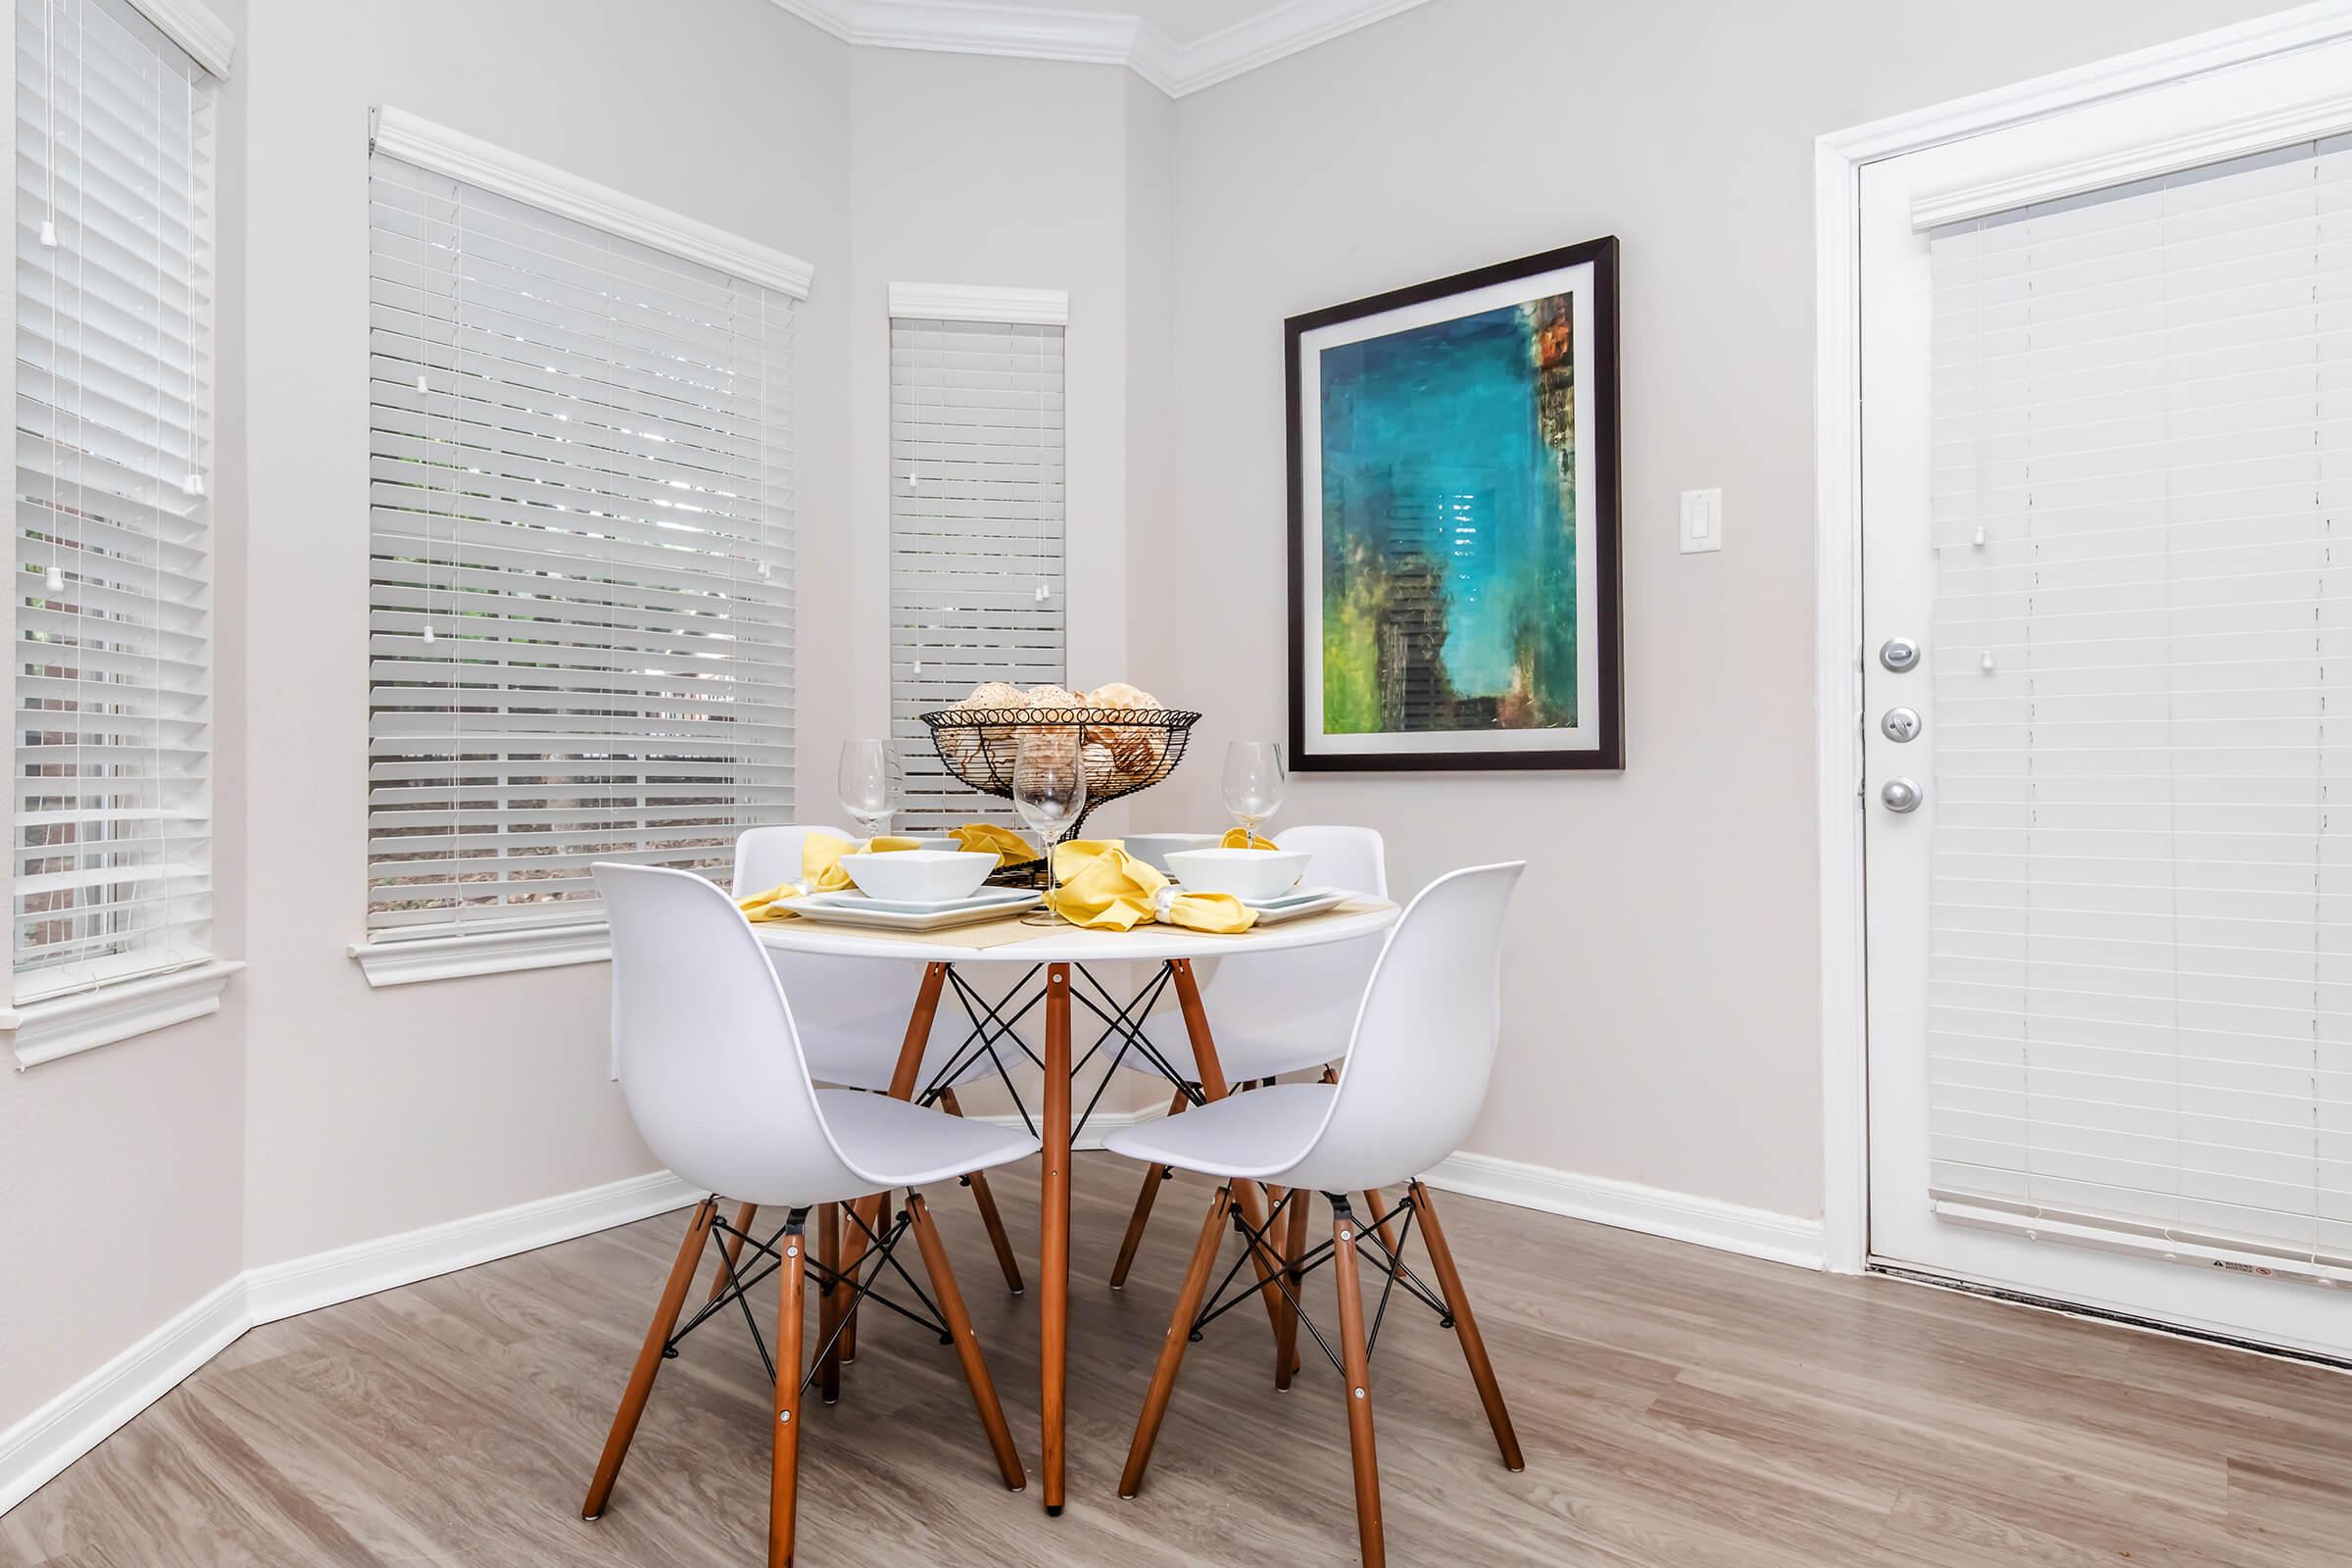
{"left": 919, "top": 705, "right": 1200, "bottom": 881}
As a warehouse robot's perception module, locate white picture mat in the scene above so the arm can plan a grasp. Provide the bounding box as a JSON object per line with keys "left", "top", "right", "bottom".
{"left": 1297, "top": 259, "right": 1601, "bottom": 756}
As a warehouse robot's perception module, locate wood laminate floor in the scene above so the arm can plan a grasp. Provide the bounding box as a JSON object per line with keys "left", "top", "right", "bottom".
{"left": 6, "top": 1160, "right": 2351, "bottom": 1566}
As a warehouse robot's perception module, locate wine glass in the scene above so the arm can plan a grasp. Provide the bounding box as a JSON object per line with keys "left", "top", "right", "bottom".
{"left": 1014, "top": 727, "right": 1088, "bottom": 923}
{"left": 837, "top": 739, "right": 904, "bottom": 842}
{"left": 1222, "top": 740, "right": 1285, "bottom": 849}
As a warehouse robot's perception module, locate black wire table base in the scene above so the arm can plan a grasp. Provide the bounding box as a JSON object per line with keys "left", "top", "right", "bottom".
{"left": 917, "top": 958, "right": 1210, "bottom": 1138}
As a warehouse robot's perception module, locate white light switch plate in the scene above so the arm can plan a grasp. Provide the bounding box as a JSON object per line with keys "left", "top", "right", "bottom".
{"left": 1680, "top": 488, "right": 1723, "bottom": 554}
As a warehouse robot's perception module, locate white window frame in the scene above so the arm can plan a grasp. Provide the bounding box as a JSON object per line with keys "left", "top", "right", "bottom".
{"left": 349, "top": 109, "right": 812, "bottom": 987}
{"left": 1, "top": 0, "right": 240, "bottom": 1066}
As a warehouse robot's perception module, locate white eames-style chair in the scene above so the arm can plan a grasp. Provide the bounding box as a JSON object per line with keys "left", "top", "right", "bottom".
{"left": 580, "top": 862, "right": 1038, "bottom": 1566}
{"left": 1107, "top": 825, "right": 1396, "bottom": 1287}
{"left": 1104, "top": 861, "right": 1527, "bottom": 1568}
{"left": 727, "top": 825, "right": 1027, "bottom": 1300}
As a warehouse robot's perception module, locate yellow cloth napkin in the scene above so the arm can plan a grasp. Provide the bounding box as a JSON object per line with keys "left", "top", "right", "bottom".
{"left": 1219, "top": 828, "right": 1280, "bottom": 850}
{"left": 952, "top": 821, "right": 1037, "bottom": 867}
{"left": 1046, "top": 840, "right": 1256, "bottom": 933}
{"left": 736, "top": 833, "right": 921, "bottom": 921}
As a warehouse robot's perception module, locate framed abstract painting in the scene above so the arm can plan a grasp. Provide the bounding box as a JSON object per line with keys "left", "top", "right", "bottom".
{"left": 1286, "top": 236, "right": 1622, "bottom": 771}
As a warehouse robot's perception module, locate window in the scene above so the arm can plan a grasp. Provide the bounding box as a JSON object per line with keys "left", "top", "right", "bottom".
{"left": 887, "top": 286, "right": 1067, "bottom": 825}
{"left": 363, "top": 113, "right": 806, "bottom": 972}
{"left": 11, "top": 0, "right": 228, "bottom": 1027}
{"left": 1925, "top": 138, "right": 2352, "bottom": 1276}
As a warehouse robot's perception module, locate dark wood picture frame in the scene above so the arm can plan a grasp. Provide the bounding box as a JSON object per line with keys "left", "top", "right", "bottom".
{"left": 1285, "top": 235, "right": 1623, "bottom": 772}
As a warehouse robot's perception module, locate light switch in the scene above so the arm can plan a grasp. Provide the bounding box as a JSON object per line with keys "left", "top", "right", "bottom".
{"left": 1680, "top": 488, "right": 1724, "bottom": 555}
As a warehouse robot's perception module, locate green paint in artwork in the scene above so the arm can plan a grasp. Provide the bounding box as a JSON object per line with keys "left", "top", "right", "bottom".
{"left": 1318, "top": 295, "right": 1578, "bottom": 734}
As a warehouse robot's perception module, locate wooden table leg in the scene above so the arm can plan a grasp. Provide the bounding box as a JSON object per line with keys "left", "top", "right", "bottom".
{"left": 1168, "top": 958, "right": 1287, "bottom": 1338}
{"left": 840, "top": 960, "right": 950, "bottom": 1363}
{"left": 1041, "top": 962, "right": 1071, "bottom": 1515}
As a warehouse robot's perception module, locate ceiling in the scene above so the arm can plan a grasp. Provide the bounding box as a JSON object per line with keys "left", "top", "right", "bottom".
{"left": 771, "top": 0, "right": 1436, "bottom": 96}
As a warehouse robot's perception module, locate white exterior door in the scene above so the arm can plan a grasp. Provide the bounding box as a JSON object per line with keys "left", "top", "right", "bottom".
{"left": 1860, "top": 36, "right": 2352, "bottom": 1359}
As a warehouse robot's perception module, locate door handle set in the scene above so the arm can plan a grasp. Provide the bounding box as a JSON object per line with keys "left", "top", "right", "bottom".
{"left": 1875, "top": 637, "right": 1923, "bottom": 811}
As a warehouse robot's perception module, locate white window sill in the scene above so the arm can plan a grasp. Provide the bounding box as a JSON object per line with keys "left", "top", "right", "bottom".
{"left": 349, "top": 924, "right": 611, "bottom": 987}
{"left": 6, "top": 959, "right": 246, "bottom": 1069}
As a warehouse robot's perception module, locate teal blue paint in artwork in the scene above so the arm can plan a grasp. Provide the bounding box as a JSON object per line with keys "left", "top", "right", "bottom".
{"left": 1318, "top": 295, "right": 1579, "bottom": 734}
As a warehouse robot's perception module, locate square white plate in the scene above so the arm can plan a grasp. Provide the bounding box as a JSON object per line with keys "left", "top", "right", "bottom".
{"left": 792, "top": 887, "right": 1041, "bottom": 931}
{"left": 1236, "top": 886, "right": 1351, "bottom": 923}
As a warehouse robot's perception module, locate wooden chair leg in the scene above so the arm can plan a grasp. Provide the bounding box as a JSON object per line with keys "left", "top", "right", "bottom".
{"left": 583, "top": 1198, "right": 717, "bottom": 1519}
{"left": 842, "top": 962, "right": 951, "bottom": 1364}
{"left": 1408, "top": 1181, "right": 1523, "bottom": 1470}
{"left": 769, "top": 1215, "right": 808, "bottom": 1568}
{"left": 906, "top": 1191, "right": 1028, "bottom": 1490}
{"left": 939, "top": 1088, "right": 1024, "bottom": 1295}
{"left": 1272, "top": 1188, "right": 1308, "bottom": 1391}
{"left": 836, "top": 1194, "right": 883, "bottom": 1363}
{"left": 816, "top": 1202, "right": 843, "bottom": 1405}
{"left": 1108, "top": 1090, "right": 1191, "bottom": 1289}
{"left": 1331, "top": 1198, "right": 1386, "bottom": 1568}
{"left": 709, "top": 1201, "right": 760, "bottom": 1302}
{"left": 1169, "top": 961, "right": 1285, "bottom": 1338}
{"left": 1360, "top": 1190, "right": 1402, "bottom": 1258}
{"left": 1118, "top": 1185, "right": 1234, "bottom": 1497}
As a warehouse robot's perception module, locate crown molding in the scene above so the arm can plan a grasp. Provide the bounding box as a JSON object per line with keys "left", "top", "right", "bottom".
{"left": 1171, "top": 0, "right": 1431, "bottom": 95}
{"left": 765, "top": 0, "right": 1435, "bottom": 97}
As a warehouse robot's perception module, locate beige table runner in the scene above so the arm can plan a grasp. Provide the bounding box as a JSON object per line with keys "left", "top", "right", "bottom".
{"left": 769, "top": 896, "right": 1396, "bottom": 954}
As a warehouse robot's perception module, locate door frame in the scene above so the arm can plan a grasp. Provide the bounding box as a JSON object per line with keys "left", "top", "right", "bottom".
{"left": 1811, "top": 0, "right": 2352, "bottom": 1276}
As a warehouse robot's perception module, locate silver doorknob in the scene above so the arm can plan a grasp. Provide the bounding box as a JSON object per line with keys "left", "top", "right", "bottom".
{"left": 1879, "top": 637, "right": 1922, "bottom": 673}
{"left": 1881, "top": 778, "right": 1923, "bottom": 813}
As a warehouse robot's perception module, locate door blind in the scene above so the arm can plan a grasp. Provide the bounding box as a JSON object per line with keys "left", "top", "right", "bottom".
{"left": 888, "top": 313, "right": 1065, "bottom": 826}
{"left": 13, "top": 0, "right": 218, "bottom": 1002}
{"left": 1926, "top": 137, "right": 2352, "bottom": 1276}
{"left": 366, "top": 153, "right": 797, "bottom": 940}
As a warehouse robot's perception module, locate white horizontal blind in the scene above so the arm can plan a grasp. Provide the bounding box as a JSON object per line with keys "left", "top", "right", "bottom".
{"left": 889, "top": 314, "right": 1064, "bottom": 826}
{"left": 12, "top": 0, "right": 217, "bottom": 1003}
{"left": 1927, "top": 138, "right": 2352, "bottom": 1275}
{"left": 366, "top": 154, "right": 797, "bottom": 939}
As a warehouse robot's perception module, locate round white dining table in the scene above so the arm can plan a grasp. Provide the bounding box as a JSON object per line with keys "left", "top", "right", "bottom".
{"left": 754, "top": 902, "right": 1399, "bottom": 1515}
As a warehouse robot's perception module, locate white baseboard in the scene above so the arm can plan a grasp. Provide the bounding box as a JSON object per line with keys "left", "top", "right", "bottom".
{"left": 0, "top": 1169, "right": 699, "bottom": 1519}
{"left": 245, "top": 1170, "right": 701, "bottom": 1324}
{"left": 1420, "top": 1150, "right": 1826, "bottom": 1271}
{"left": 0, "top": 1274, "right": 249, "bottom": 1516}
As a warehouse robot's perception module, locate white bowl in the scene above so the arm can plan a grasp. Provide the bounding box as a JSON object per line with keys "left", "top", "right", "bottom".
{"left": 1123, "top": 832, "right": 1218, "bottom": 876}
{"left": 839, "top": 850, "right": 997, "bottom": 905}
{"left": 1162, "top": 847, "right": 1311, "bottom": 902}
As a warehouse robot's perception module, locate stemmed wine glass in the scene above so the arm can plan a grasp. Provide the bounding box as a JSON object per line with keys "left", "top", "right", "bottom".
{"left": 837, "top": 739, "right": 905, "bottom": 842}
{"left": 1014, "top": 726, "right": 1088, "bottom": 923}
{"left": 1222, "top": 740, "right": 1285, "bottom": 848}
